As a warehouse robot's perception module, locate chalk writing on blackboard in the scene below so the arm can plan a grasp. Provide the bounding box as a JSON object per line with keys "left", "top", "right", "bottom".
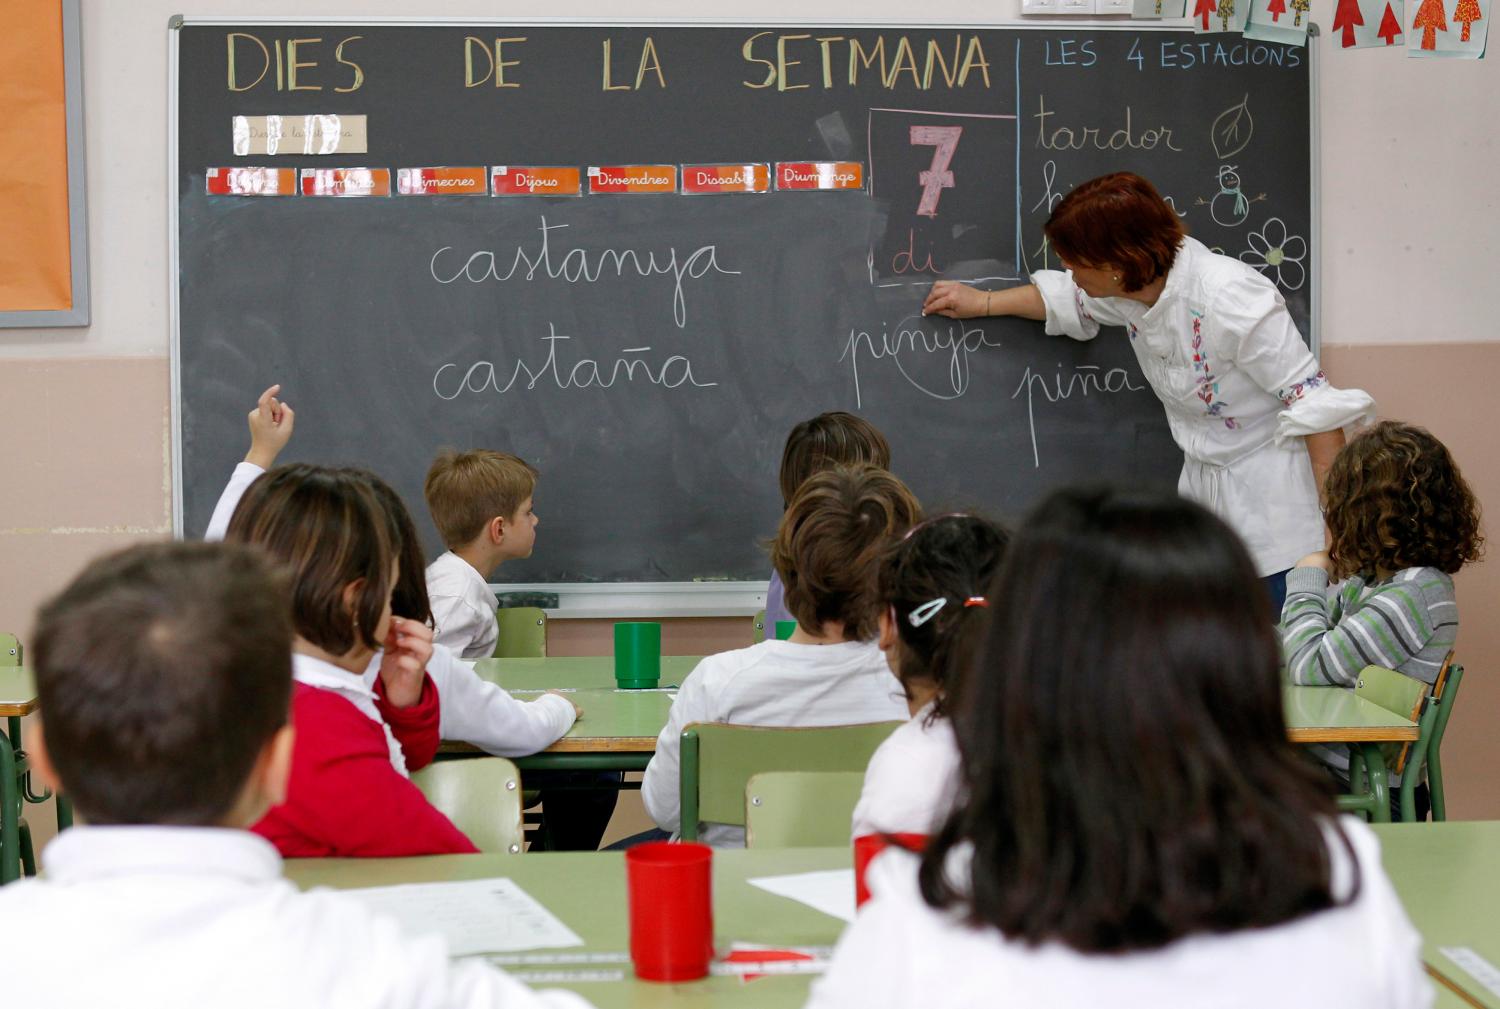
{"left": 1013, "top": 364, "right": 1148, "bottom": 467}
{"left": 432, "top": 326, "right": 717, "bottom": 400}
{"left": 840, "top": 319, "right": 1003, "bottom": 407}
{"left": 428, "top": 217, "right": 740, "bottom": 328}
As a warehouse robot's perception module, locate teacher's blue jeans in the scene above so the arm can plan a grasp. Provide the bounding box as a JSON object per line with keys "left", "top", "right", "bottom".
{"left": 1264, "top": 567, "right": 1292, "bottom": 621}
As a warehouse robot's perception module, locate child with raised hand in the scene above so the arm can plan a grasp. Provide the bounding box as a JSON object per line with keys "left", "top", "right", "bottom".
{"left": 641, "top": 464, "right": 919, "bottom": 848}
{"left": 226, "top": 463, "right": 476, "bottom": 856}
{"left": 205, "top": 387, "right": 579, "bottom": 761}
{"left": 766, "top": 412, "right": 891, "bottom": 633}
{"left": 2, "top": 541, "right": 592, "bottom": 1009}
{"left": 850, "top": 514, "right": 1008, "bottom": 842}
{"left": 424, "top": 449, "right": 540, "bottom": 658}
{"left": 1282, "top": 421, "right": 1482, "bottom": 808}
{"left": 809, "top": 485, "right": 1431, "bottom": 1009}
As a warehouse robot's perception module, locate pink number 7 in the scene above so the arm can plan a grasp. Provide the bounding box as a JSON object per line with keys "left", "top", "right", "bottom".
{"left": 910, "top": 125, "right": 963, "bottom": 218}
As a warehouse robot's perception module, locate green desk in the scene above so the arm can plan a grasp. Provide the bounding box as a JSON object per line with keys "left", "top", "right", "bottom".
{"left": 442, "top": 657, "right": 703, "bottom": 772}
{"left": 1374, "top": 822, "right": 1500, "bottom": 1008}
{"left": 473, "top": 656, "right": 703, "bottom": 692}
{"left": 287, "top": 847, "right": 850, "bottom": 1008}
{"left": 1284, "top": 686, "right": 1420, "bottom": 823}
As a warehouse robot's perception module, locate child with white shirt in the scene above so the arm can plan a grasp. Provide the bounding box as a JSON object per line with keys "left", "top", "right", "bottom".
{"left": 226, "top": 463, "right": 476, "bottom": 857}
{"left": 2, "top": 541, "right": 590, "bottom": 1009}
{"left": 808, "top": 485, "right": 1432, "bottom": 1009}
{"left": 850, "top": 514, "right": 1008, "bottom": 845}
{"left": 423, "top": 449, "right": 539, "bottom": 659}
{"left": 640, "top": 464, "right": 920, "bottom": 847}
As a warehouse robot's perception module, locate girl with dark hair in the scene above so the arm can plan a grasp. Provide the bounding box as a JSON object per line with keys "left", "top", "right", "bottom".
{"left": 850, "top": 514, "right": 1008, "bottom": 841}
{"left": 924, "top": 172, "right": 1374, "bottom": 612}
{"left": 1283, "top": 421, "right": 1482, "bottom": 810}
{"left": 809, "top": 485, "right": 1429, "bottom": 1009}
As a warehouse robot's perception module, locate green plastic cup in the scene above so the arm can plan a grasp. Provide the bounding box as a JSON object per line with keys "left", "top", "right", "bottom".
{"left": 614, "top": 622, "right": 662, "bottom": 689}
{"left": 775, "top": 620, "right": 797, "bottom": 640}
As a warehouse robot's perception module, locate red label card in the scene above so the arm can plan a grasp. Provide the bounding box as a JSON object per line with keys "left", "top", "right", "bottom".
{"left": 205, "top": 167, "right": 296, "bottom": 196}
{"left": 774, "top": 162, "right": 865, "bottom": 191}
{"left": 680, "top": 164, "right": 771, "bottom": 195}
{"left": 586, "top": 165, "right": 677, "bottom": 194}
{"left": 299, "top": 168, "right": 391, "bottom": 197}
{"left": 491, "top": 166, "right": 583, "bottom": 197}
{"left": 396, "top": 167, "right": 487, "bottom": 195}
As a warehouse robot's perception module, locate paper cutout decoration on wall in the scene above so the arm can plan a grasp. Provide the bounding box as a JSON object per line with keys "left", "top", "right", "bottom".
{"left": 1195, "top": 0, "right": 1253, "bottom": 31}
{"left": 1132, "top": 0, "right": 1187, "bottom": 17}
{"left": 1334, "top": 0, "right": 1367, "bottom": 43}
{"left": 1246, "top": 0, "right": 1313, "bottom": 43}
{"left": 1325, "top": 0, "right": 1410, "bottom": 45}
{"left": 1409, "top": 0, "right": 1488, "bottom": 55}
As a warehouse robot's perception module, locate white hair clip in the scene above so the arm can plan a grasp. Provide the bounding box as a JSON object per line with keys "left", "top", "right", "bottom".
{"left": 908, "top": 598, "right": 947, "bottom": 627}
{"left": 908, "top": 595, "right": 988, "bottom": 628}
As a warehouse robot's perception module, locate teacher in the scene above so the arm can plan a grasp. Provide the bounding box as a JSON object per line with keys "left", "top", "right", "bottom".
{"left": 924, "top": 172, "right": 1373, "bottom": 610}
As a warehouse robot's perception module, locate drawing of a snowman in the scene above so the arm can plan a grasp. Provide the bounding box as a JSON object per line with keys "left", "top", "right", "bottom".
{"left": 1195, "top": 165, "right": 1266, "bottom": 228}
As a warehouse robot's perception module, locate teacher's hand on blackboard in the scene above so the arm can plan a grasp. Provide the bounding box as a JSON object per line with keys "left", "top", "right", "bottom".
{"left": 244, "top": 383, "right": 295, "bottom": 470}
{"left": 923, "top": 280, "right": 990, "bottom": 319}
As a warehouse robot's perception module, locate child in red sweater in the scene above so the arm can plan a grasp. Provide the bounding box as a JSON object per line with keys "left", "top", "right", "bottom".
{"left": 226, "top": 463, "right": 477, "bottom": 857}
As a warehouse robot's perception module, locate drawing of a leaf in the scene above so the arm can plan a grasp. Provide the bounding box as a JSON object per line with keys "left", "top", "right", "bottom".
{"left": 1212, "top": 95, "right": 1254, "bottom": 159}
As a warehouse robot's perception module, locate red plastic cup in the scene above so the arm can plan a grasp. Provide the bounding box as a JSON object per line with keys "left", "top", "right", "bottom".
{"left": 853, "top": 832, "right": 928, "bottom": 907}
{"left": 625, "top": 841, "right": 714, "bottom": 981}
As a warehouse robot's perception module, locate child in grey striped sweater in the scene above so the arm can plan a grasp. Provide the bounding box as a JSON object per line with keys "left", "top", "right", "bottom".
{"left": 1281, "top": 421, "right": 1483, "bottom": 796}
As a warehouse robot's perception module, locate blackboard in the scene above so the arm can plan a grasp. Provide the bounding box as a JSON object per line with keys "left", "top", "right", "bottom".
{"left": 172, "top": 20, "right": 1315, "bottom": 584}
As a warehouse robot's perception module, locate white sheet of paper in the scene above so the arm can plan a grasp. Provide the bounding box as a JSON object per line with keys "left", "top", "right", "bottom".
{"left": 345, "top": 877, "right": 584, "bottom": 956}
{"left": 747, "top": 869, "right": 857, "bottom": 923}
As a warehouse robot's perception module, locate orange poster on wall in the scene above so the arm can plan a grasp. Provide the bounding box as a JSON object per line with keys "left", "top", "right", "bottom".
{"left": 0, "top": 0, "right": 73, "bottom": 312}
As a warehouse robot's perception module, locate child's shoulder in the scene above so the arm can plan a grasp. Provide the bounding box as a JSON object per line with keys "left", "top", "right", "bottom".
{"left": 292, "top": 683, "right": 390, "bottom": 744}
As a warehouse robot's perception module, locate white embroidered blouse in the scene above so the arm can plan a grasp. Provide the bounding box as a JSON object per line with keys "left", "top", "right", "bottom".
{"left": 1032, "top": 237, "right": 1374, "bottom": 575}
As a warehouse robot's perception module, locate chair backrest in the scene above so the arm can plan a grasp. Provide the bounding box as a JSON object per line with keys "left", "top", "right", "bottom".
{"left": 679, "top": 721, "right": 902, "bottom": 840}
{"left": 493, "top": 607, "right": 547, "bottom": 658}
{"left": 1353, "top": 664, "right": 1430, "bottom": 774}
{"left": 410, "top": 757, "right": 524, "bottom": 854}
{"left": 744, "top": 771, "right": 866, "bottom": 848}
{"left": 1428, "top": 655, "right": 1464, "bottom": 749}
{"left": 751, "top": 610, "right": 766, "bottom": 643}
{"left": 0, "top": 634, "right": 19, "bottom": 667}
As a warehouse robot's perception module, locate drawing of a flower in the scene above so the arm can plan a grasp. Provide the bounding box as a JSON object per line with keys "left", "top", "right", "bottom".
{"left": 1240, "top": 217, "right": 1307, "bottom": 291}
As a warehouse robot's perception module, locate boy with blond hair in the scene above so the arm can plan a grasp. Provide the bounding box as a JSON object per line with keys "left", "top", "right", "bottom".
{"left": 424, "top": 449, "right": 539, "bottom": 658}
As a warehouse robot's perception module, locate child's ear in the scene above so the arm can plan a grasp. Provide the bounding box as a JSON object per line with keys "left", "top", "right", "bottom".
{"left": 341, "top": 579, "right": 366, "bottom": 621}
{"left": 24, "top": 718, "right": 63, "bottom": 796}
{"left": 260, "top": 724, "right": 296, "bottom": 809}
{"left": 877, "top": 606, "right": 898, "bottom": 652}
{"left": 489, "top": 514, "right": 507, "bottom": 545}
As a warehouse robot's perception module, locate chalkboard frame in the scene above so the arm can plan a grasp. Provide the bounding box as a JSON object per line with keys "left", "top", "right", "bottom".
{"left": 168, "top": 16, "right": 1321, "bottom": 616}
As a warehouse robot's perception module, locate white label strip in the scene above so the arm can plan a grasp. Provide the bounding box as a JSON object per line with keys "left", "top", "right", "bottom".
{"left": 1440, "top": 947, "right": 1500, "bottom": 999}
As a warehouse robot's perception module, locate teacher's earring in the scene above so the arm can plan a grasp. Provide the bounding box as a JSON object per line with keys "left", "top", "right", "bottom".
{"left": 1112, "top": 274, "right": 1120, "bottom": 282}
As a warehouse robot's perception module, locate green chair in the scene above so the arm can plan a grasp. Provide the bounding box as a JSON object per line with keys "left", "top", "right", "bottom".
{"left": 410, "top": 756, "right": 525, "bottom": 854}
{"left": 745, "top": 770, "right": 866, "bottom": 848}
{"left": 1, "top": 633, "right": 18, "bottom": 666}
{"left": 1337, "top": 661, "right": 1454, "bottom": 823}
{"left": 678, "top": 721, "right": 901, "bottom": 842}
{"left": 1424, "top": 660, "right": 1465, "bottom": 821}
{"left": 751, "top": 609, "right": 767, "bottom": 643}
{"left": 494, "top": 607, "right": 547, "bottom": 659}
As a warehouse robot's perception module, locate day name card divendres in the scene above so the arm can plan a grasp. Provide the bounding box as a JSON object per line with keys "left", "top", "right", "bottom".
{"left": 491, "top": 166, "right": 584, "bottom": 197}
{"left": 774, "top": 162, "right": 865, "bottom": 191}
{"left": 586, "top": 165, "right": 678, "bottom": 194}
{"left": 206, "top": 166, "right": 296, "bottom": 196}
{"left": 397, "top": 167, "right": 488, "bottom": 195}
{"left": 299, "top": 167, "right": 392, "bottom": 197}
{"left": 231, "top": 114, "right": 368, "bottom": 156}
{"left": 680, "top": 164, "right": 772, "bottom": 195}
